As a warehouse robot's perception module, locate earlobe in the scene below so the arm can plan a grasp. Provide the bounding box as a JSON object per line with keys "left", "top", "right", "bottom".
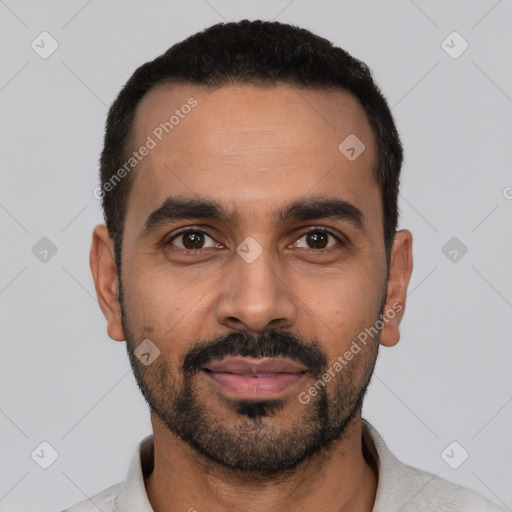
{"left": 379, "top": 229, "right": 413, "bottom": 348}
{"left": 89, "top": 224, "right": 125, "bottom": 342}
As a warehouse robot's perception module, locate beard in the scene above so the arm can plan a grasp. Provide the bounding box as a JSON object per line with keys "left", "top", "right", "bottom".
{"left": 120, "top": 285, "right": 384, "bottom": 476}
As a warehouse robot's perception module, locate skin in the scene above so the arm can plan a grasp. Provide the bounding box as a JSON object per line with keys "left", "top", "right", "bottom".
{"left": 90, "top": 82, "right": 413, "bottom": 512}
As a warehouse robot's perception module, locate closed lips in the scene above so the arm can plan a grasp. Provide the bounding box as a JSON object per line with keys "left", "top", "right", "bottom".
{"left": 202, "top": 356, "right": 308, "bottom": 375}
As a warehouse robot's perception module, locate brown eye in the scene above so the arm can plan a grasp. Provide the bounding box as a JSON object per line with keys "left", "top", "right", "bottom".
{"left": 294, "top": 229, "right": 340, "bottom": 250}
{"left": 168, "top": 230, "right": 217, "bottom": 250}
{"left": 306, "top": 231, "right": 329, "bottom": 249}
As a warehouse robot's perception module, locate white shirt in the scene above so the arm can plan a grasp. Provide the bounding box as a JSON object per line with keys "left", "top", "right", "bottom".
{"left": 61, "top": 419, "right": 508, "bottom": 511}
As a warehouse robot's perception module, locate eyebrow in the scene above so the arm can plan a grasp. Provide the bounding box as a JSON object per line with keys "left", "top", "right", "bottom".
{"left": 138, "top": 195, "right": 365, "bottom": 242}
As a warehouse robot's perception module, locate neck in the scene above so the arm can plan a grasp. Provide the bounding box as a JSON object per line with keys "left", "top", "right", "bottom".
{"left": 144, "top": 411, "right": 378, "bottom": 512}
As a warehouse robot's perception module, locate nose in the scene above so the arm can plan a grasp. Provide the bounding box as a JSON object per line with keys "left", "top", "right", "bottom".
{"left": 215, "top": 245, "right": 297, "bottom": 334}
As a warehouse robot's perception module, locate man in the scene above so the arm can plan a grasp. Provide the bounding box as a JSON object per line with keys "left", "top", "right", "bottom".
{"left": 64, "top": 19, "right": 506, "bottom": 512}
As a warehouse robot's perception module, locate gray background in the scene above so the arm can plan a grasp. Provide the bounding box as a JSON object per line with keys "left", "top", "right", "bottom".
{"left": 0, "top": 1, "right": 511, "bottom": 511}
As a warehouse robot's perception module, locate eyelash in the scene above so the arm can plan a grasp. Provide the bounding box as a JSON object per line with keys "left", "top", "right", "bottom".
{"left": 165, "top": 226, "right": 345, "bottom": 253}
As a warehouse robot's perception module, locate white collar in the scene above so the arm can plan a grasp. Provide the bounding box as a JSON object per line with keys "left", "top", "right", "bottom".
{"left": 116, "top": 418, "right": 386, "bottom": 510}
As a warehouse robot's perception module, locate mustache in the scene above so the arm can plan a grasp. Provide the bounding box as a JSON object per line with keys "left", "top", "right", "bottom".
{"left": 181, "top": 330, "right": 328, "bottom": 378}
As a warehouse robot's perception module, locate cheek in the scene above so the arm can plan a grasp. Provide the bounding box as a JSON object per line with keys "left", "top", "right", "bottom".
{"left": 121, "top": 270, "right": 183, "bottom": 341}
{"left": 321, "top": 270, "right": 381, "bottom": 313}
{"left": 302, "top": 269, "right": 383, "bottom": 353}
{"left": 123, "top": 268, "right": 215, "bottom": 359}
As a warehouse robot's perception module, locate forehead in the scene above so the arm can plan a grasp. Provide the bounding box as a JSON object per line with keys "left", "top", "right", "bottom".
{"left": 133, "top": 82, "right": 374, "bottom": 156}
{"left": 124, "top": 82, "right": 380, "bottom": 238}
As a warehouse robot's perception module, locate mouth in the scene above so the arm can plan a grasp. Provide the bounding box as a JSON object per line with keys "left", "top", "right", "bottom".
{"left": 201, "top": 356, "right": 308, "bottom": 399}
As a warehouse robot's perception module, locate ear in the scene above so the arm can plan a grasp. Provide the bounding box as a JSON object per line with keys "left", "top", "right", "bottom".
{"left": 89, "top": 224, "right": 125, "bottom": 342}
{"left": 379, "top": 229, "right": 413, "bottom": 348}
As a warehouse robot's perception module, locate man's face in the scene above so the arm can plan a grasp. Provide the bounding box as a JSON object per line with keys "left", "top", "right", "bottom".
{"left": 115, "top": 83, "right": 390, "bottom": 474}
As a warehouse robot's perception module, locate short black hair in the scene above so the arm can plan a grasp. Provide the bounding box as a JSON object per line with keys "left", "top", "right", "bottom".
{"left": 99, "top": 19, "right": 403, "bottom": 271}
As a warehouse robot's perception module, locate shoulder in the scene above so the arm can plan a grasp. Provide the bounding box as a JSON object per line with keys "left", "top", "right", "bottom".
{"left": 362, "top": 419, "right": 508, "bottom": 512}
{"left": 59, "top": 481, "right": 121, "bottom": 512}
{"left": 396, "top": 463, "right": 508, "bottom": 511}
